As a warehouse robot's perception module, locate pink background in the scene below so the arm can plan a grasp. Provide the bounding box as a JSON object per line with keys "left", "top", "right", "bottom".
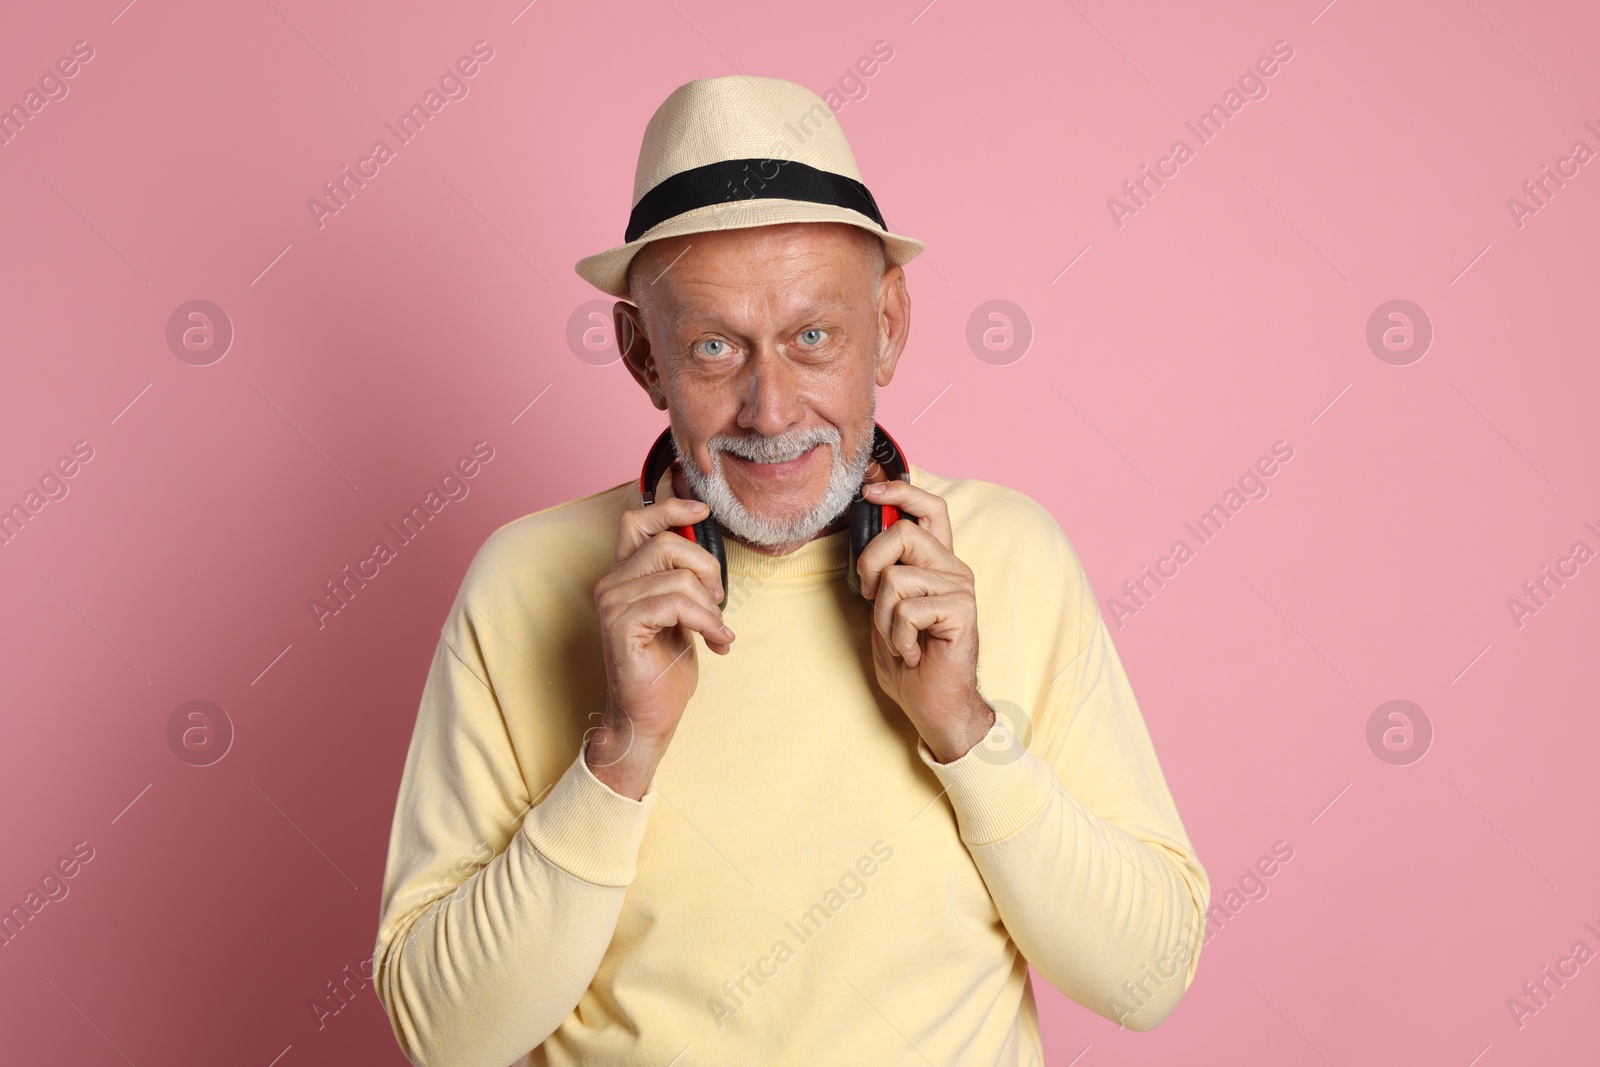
{"left": 2, "top": 0, "right": 1596, "bottom": 1064}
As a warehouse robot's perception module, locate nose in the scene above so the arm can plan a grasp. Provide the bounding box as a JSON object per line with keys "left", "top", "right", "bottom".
{"left": 736, "top": 347, "right": 806, "bottom": 439}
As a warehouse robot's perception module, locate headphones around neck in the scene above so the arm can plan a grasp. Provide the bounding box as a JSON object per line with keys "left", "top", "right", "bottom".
{"left": 638, "top": 423, "right": 911, "bottom": 609}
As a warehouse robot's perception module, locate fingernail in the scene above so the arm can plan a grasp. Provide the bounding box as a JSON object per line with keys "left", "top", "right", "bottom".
{"left": 715, "top": 584, "right": 725, "bottom": 600}
{"left": 864, "top": 483, "right": 885, "bottom": 495}
{"left": 721, "top": 625, "right": 735, "bottom": 639}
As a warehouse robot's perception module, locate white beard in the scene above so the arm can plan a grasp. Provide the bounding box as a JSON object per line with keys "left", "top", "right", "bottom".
{"left": 672, "top": 396, "right": 877, "bottom": 548}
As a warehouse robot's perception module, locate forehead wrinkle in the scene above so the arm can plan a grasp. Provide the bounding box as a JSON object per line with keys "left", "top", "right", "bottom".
{"left": 664, "top": 276, "right": 857, "bottom": 340}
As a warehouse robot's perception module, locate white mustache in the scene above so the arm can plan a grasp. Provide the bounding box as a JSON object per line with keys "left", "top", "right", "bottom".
{"left": 711, "top": 428, "right": 839, "bottom": 464}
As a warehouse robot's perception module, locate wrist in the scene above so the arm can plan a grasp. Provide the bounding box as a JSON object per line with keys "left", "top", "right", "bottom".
{"left": 584, "top": 726, "right": 667, "bottom": 801}
{"left": 926, "top": 693, "right": 997, "bottom": 764}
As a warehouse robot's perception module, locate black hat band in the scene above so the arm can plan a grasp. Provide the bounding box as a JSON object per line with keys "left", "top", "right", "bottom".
{"left": 625, "top": 158, "right": 888, "bottom": 243}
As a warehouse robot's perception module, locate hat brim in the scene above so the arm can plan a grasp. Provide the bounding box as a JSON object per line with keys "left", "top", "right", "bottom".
{"left": 573, "top": 199, "right": 925, "bottom": 299}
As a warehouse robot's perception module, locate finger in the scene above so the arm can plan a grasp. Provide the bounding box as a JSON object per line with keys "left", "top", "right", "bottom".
{"left": 871, "top": 565, "right": 962, "bottom": 654}
{"left": 617, "top": 497, "right": 712, "bottom": 562}
{"left": 610, "top": 527, "right": 725, "bottom": 604}
{"left": 861, "top": 480, "right": 953, "bottom": 550}
{"left": 621, "top": 588, "right": 736, "bottom": 651}
{"left": 611, "top": 566, "right": 724, "bottom": 622}
{"left": 605, "top": 568, "right": 733, "bottom": 652}
{"left": 889, "top": 593, "right": 973, "bottom": 667}
{"left": 856, "top": 518, "right": 968, "bottom": 600}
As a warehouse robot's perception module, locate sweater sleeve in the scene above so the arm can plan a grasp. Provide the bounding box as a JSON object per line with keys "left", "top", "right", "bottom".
{"left": 915, "top": 513, "right": 1210, "bottom": 1032}
{"left": 372, "top": 620, "right": 660, "bottom": 1067}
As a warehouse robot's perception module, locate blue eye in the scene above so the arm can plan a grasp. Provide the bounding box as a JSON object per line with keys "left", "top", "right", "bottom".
{"left": 800, "top": 329, "right": 825, "bottom": 345}
{"left": 697, "top": 339, "right": 728, "bottom": 357}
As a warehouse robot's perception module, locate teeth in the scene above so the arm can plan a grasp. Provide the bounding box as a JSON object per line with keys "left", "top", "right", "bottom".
{"left": 745, "top": 445, "right": 811, "bottom": 464}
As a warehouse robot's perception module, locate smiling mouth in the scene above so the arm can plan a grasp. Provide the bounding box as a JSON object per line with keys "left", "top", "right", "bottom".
{"left": 725, "top": 444, "right": 822, "bottom": 479}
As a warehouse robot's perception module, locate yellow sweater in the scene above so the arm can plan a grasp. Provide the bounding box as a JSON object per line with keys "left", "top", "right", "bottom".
{"left": 373, "top": 464, "right": 1209, "bottom": 1066}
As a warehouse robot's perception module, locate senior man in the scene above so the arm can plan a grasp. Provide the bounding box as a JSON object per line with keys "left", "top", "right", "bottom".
{"left": 373, "top": 76, "right": 1209, "bottom": 1067}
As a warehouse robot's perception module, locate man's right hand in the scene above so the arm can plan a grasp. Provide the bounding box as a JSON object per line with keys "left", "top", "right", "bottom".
{"left": 586, "top": 496, "right": 734, "bottom": 799}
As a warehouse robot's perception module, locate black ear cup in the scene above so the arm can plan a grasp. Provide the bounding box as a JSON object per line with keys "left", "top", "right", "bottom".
{"left": 640, "top": 429, "right": 729, "bottom": 608}
{"left": 845, "top": 494, "right": 883, "bottom": 598}
{"left": 845, "top": 424, "right": 910, "bottom": 598}
{"left": 690, "top": 519, "right": 728, "bottom": 609}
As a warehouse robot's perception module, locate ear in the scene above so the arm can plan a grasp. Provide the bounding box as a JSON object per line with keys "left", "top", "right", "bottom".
{"left": 873, "top": 264, "right": 910, "bottom": 388}
{"left": 616, "top": 301, "right": 667, "bottom": 410}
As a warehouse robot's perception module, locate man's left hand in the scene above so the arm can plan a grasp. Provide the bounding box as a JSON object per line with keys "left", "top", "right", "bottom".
{"left": 855, "top": 479, "right": 996, "bottom": 763}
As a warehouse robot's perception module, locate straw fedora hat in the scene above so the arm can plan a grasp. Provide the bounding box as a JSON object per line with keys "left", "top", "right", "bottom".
{"left": 574, "top": 75, "right": 925, "bottom": 298}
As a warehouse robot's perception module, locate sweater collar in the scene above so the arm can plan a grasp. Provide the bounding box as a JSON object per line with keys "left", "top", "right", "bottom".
{"left": 723, "top": 526, "right": 848, "bottom": 578}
